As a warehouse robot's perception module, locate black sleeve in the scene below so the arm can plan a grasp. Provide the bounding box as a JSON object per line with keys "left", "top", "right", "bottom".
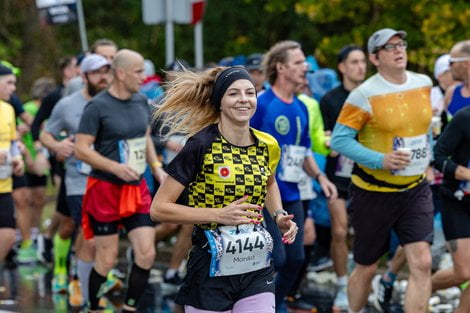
{"left": 77, "top": 101, "right": 101, "bottom": 136}
{"left": 9, "top": 94, "right": 24, "bottom": 117}
{"left": 434, "top": 110, "right": 465, "bottom": 179}
{"left": 31, "top": 88, "right": 60, "bottom": 141}
{"left": 319, "top": 95, "right": 333, "bottom": 131}
{"left": 165, "top": 136, "right": 206, "bottom": 187}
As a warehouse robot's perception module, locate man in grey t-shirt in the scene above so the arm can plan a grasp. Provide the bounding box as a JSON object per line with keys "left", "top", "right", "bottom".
{"left": 75, "top": 49, "right": 165, "bottom": 313}
{"left": 41, "top": 54, "right": 111, "bottom": 302}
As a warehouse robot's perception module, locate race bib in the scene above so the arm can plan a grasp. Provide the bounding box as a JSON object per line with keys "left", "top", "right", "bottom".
{"left": 335, "top": 155, "right": 354, "bottom": 178}
{"left": 76, "top": 160, "right": 92, "bottom": 175}
{"left": 118, "top": 137, "right": 147, "bottom": 175}
{"left": 0, "top": 149, "right": 12, "bottom": 179}
{"left": 279, "top": 145, "right": 306, "bottom": 183}
{"left": 298, "top": 172, "right": 316, "bottom": 200}
{"left": 392, "top": 134, "right": 431, "bottom": 176}
{"left": 204, "top": 224, "right": 273, "bottom": 277}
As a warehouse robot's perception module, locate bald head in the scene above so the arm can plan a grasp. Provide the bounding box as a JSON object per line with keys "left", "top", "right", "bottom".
{"left": 452, "top": 40, "right": 470, "bottom": 56}
{"left": 112, "top": 49, "right": 144, "bottom": 73}
{"left": 110, "top": 49, "right": 146, "bottom": 95}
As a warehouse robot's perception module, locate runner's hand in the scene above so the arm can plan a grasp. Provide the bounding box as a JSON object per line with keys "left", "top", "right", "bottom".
{"left": 112, "top": 163, "right": 139, "bottom": 182}
{"left": 383, "top": 150, "right": 411, "bottom": 170}
{"left": 33, "top": 152, "right": 50, "bottom": 175}
{"left": 425, "top": 166, "right": 434, "bottom": 182}
{"left": 17, "top": 124, "right": 30, "bottom": 137}
{"left": 56, "top": 137, "right": 74, "bottom": 160}
{"left": 12, "top": 158, "right": 24, "bottom": 176}
{"left": 318, "top": 174, "right": 338, "bottom": 200}
{"left": 216, "top": 195, "right": 263, "bottom": 226}
{"left": 275, "top": 214, "right": 297, "bottom": 244}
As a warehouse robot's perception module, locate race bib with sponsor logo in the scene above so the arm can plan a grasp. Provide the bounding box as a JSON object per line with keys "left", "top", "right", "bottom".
{"left": 204, "top": 224, "right": 273, "bottom": 277}
{"left": 118, "top": 137, "right": 147, "bottom": 175}
{"left": 392, "top": 134, "right": 431, "bottom": 176}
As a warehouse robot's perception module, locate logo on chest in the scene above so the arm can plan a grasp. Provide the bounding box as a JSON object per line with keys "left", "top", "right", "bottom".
{"left": 275, "top": 115, "right": 290, "bottom": 135}
{"left": 218, "top": 166, "right": 231, "bottom": 179}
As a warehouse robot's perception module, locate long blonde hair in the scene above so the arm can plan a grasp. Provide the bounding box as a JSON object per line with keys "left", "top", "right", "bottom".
{"left": 154, "top": 67, "right": 226, "bottom": 140}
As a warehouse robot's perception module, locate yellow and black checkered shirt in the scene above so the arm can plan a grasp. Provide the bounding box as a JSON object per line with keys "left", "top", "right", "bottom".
{"left": 166, "top": 124, "right": 281, "bottom": 229}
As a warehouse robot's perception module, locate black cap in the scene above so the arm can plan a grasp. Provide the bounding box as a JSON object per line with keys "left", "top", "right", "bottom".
{"left": 0, "top": 64, "right": 14, "bottom": 76}
{"left": 337, "top": 45, "right": 364, "bottom": 64}
{"left": 245, "top": 53, "right": 263, "bottom": 71}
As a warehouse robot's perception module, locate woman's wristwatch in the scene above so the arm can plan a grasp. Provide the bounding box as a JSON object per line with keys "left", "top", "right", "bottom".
{"left": 272, "top": 209, "right": 288, "bottom": 224}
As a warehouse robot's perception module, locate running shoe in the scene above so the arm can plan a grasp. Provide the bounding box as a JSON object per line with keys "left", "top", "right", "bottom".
{"left": 372, "top": 274, "right": 393, "bottom": 312}
{"left": 17, "top": 245, "right": 38, "bottom": 264}
{"left": 52, "top": 293, "right": 68, "bottom": 313}
{"left": 308, "top": 256, "right": 333, "bottom": 272}
{"left": 286, "top": 294, "right": 318, "bottom": 313}
{"left": 163, "top": 272, "right": 183, "bottom": 285}
{"left": 99, "top": 271, "right": 123, "bottom": 296}
{"left": 52, "top": 274, "right": 68, "bottom": 294}
{"left": 68, "top": 278, "right": 84, "bottom": 307}
{"left": 332, "top": 285, "right": 348, "bottom": 312}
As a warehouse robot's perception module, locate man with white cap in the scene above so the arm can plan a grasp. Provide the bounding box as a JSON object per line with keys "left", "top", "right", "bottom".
{"left": 331, "top": 28, "right": 434, "bottom": 313}
{"left": 40, "top": 53, "right": 112, "bottom": 304}
{"left": 431, "top": 54, "right": 457, "bottom": 117}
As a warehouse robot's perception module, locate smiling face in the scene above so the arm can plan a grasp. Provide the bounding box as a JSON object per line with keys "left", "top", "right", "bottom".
{"left": 0, "top": 74, "right": 16, "bottom": 100}
{"left": 219, "top": 79, "right": 257, "bottom": 126}
{"left": 370, "top": 35, "right": 408, "bottom": 73}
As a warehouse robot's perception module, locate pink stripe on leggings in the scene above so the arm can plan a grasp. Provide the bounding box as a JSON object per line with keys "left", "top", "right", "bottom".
{"left": 185, "top": 292, "right": 275, "bottom": 313}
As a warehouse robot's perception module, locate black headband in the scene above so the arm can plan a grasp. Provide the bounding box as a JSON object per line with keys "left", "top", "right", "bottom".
{"left": 210, "top": 66, "right": 254, "bottom": 109}
{"left": 0, "top": 64, "right": 13, "bottom": 76}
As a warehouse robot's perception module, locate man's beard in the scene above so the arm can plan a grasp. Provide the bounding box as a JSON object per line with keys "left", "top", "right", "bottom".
{"left": 87, "top": 80, "right": 106, "bottom": 97}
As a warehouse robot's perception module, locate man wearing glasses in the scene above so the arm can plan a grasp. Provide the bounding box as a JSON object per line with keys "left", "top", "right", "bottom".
{"left": 331, "top": 28, "right": 434, "bottom": 313}
{"left": 443, "top": 40, "right": 470, "bottom": 118}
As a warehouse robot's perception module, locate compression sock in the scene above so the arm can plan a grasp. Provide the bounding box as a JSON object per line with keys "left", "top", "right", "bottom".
{"left": 88, "top": 267, "right": 107, "bottom": 310}
{"left": 53, "top": 234, "right": 71, "bottom": 275}
{"left": 124, "top": 263, "right": 150, "bottom": 309}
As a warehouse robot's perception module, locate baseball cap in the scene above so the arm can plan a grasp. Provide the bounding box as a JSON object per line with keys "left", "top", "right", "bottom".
{"left": 80, "top": 54, "right": 110, "bottom": 73}
{"left": 367, "top": 28, "right": 407, "bottom": 54}
{"left": 434, "top": 54, "right": 451, "bottom": 79}
{"left": 245, "top": 53, "right": 263, "bottom": 71}
{"left": 0, "top": 60, "right": 20, "bottom": 76}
